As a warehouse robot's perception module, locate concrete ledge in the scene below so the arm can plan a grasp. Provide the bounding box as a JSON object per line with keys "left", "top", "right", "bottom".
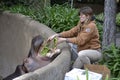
{"left": 0, "top": 11, "right": 71, "bottom": 80}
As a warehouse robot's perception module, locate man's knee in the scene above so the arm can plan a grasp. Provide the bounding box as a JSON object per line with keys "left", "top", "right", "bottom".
{"left": 78, "top": 51, "right": 86, "bottom": 58}
{"left": 78, "top": 52, "right": 91, "bottom": 64}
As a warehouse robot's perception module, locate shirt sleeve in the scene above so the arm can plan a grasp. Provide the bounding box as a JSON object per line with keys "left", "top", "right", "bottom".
{"left": 68, "top": 24, "right": 96, "bottom": 46}
{"left": 59, "top": 26, "right": 79, "bottom": 38}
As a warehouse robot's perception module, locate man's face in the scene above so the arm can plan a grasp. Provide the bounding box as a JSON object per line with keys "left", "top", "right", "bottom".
{"left": 79, "top": 13, "right": 89, "bottom": 23}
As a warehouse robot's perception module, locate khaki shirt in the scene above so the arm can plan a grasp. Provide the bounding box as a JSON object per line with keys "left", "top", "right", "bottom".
{"left": 59, "top": 21, "right": 101, "bottom": 52}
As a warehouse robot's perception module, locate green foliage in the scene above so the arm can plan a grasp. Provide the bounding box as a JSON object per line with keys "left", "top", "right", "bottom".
{"left": 76, "top": 69, "right": 89, "bottom": 80}
{"left": 116, "top": 13, "right": 120, "bottom": 26}
{"left": 40, "top": 46, "right": 50, "bottom": 56}
{"left": 96, "top": 22, "right": 103, "bottom": 42}
{"left": 105, "top": 75, "right": 109, "bottom": 80}
{"left": 85, "top": 68, "right": 89, "bottom": 80}
{"left": 96, "top": 12, "right": 120, "bottom": 25}
{"left": 94, "top": 13, "right": 104, "bottom": 42}
{"left": 53, "top": 37, "right": 57, "bottom": 48}
{"left": 96, "top": 13, "right": 104, "bottom": 21}
{"left": 76, "top": 75, "right": 80, "bottom": 80}
{"left": 110, "top": 77, "right": 120, "bottom": 80}
{"left": 116, "top": 13, "right": 120, "bottom": 32}
{"left": 96, "top": 12, "right": 120, "bottom": 32}
{"left": 1, "top": 5, "right": 37, "bottom": 19}
{"left": 95, "top": 12, "right": 120, "bottom": 41}
{"left": 38, "top": 4, "right": 79, "bottom": 33}
{"left": 100, "top": 44, "right": 120, "bottom": 78}
{"left": 1, "top": 4, "right": 79, "bottom": 33}
{"left": 40, "top": 38, "right": 58, "bottom": 56}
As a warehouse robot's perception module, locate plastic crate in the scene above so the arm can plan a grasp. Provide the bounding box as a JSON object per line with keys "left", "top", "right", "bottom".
{"left": 84, "top": 64, "right": 110, "bottom": 80}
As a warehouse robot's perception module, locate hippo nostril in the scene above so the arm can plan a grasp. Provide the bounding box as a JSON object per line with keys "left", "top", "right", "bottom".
{"left": 23, "top": 58, "right": 29, "bottom": 63}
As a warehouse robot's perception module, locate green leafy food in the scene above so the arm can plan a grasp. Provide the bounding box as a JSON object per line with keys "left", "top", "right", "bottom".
{"left": 53, "top": 37, "right": 57, "bottom": 48}
{"left": 40, "top": 37, "right": 58, "bottom": 56}
{"left": 40, "top": 46, "right": 50, "bottom": 56}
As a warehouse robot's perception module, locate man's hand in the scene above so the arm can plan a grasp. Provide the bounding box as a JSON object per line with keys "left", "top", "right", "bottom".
{"left": 57, "top": 38, "right": 67, "bottom": 44}
{"left": 47, "top": 34, "right": 59, "bottom": 42}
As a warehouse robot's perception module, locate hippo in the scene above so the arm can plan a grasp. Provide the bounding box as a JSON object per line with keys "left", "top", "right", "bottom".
{"left": 3, "top": 35, "right": 61, "bottom": 80}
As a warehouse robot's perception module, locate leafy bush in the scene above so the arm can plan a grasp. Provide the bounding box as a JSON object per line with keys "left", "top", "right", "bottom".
{"left": 96, "top": 21, "right": 103, "bottom": 42}
{"left": 100, "top": 44, "right": 120, "bottom": 78}
{"left": 1, "top": 5, "right": 37, "bottom": 18}
{"left": 2, "top": 4, "right": 79, "bottom": 33}
{"left": 96, "top": 12, "right": 120, "bottom": 32}
{"left": 116, "top": 13, "right": 120, "bottom": 26}
{"left": 96, "top": 13, "right": 104, "bottom": 21}
{"left": 38, "top": 4, "right": 79, "bottom": 32}
{"left": 96, "top": 12, "right": 120, "bottom": 25}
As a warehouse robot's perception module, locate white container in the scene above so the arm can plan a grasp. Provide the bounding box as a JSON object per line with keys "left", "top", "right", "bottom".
{"left": 64, "top": 68, "right": 102, "bottom": 80}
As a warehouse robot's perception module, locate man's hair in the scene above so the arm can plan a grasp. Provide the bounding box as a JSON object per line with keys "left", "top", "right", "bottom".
{"left": 78, "top": 6, "right": 93, "bottom": 16}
